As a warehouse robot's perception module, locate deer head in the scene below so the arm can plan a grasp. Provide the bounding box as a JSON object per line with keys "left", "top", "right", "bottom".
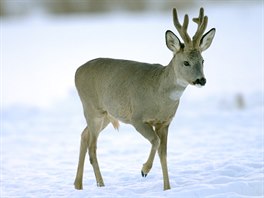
{"left": 166, "top": 7, "right": 216, "bottom": 87}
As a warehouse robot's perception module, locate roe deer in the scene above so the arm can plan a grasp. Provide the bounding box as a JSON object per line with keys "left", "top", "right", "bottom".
{"left": 74, "top": 7, "right": 215, "bottom": 190}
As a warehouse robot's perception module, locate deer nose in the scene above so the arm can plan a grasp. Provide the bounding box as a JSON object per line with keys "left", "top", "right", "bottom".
{"left": 194, "top": 77, "right": 206, "bottom": 86}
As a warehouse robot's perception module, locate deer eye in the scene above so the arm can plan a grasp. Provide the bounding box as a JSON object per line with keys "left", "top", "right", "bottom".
{"left": 183, "top": 61, "right": 190, "bottom": 66}
{"left": 202, "top": 60, "right": 204, "bottom": 64}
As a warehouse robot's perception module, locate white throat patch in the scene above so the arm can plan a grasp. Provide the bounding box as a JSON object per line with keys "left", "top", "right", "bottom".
{"left": 195, "top": 84, "right": 202, "bottom": 88}
{"left": 176, "top": 79, "right": 189, "bottom": 87}
{"left": 169, "top": 89, "right": 184, "bottom": 101}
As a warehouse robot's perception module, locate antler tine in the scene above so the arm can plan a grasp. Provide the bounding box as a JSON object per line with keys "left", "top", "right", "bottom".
{"left": 173, "top": 8, "right": 191, "bottom": 45}
{"left": 192, "top": 7, "right": 208, "bottom": 47}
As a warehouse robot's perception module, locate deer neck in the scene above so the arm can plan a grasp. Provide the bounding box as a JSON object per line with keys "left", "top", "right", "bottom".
{"left": 159, "top": 60, "right": 187, "bottom": 101}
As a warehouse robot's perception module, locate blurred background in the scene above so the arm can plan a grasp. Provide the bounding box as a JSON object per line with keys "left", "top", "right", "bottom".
{"left": 1, "top": 0, "right": 262, "bottom": 111}
{"left": 0, "top": 0, "right": 246, "bottom": 16}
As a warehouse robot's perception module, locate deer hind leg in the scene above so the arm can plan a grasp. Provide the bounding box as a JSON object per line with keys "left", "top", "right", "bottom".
{"left": 156, "top": 125, "right": 171, "bottom": 190}
{"left": 132, "top": 122, "right": 160, "bottom": 177}
{"left": 74, "top": 126, "right": 89, "bottom": 190}
{"left": 87, "top": 116, "right": 110, "bottom": 187}
{"left": 74, "top": 113, "right": 110, "bottom": 189}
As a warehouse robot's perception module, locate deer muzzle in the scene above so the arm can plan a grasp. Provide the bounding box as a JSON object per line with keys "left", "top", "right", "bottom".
{"left": 193, "top": 77, "right": 206, "bottom": 86}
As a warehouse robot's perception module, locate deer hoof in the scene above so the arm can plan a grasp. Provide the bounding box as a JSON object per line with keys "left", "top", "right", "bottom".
{"left": 141, "top": 170, "right": 147, "bottom": 177}
{"left": 97, "top": 182, "right": 105, "bottom": 187}
{"left": 74, "top": 182, "right": 83, "bottom": 190}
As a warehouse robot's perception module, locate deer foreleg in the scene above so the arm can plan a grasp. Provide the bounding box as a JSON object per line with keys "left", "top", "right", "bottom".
{"left": 132, "top": 122, "right": 160, "bottom": 177}
{"left": 157, "top": 125, "right": 171, "bottom": 190}
{"left": 141, "top": 145, "right": 157, "bottom": 177}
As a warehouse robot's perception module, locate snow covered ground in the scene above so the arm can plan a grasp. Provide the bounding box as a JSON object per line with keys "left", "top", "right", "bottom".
{"left": 1, "top": 2, "right": 263, "bottom": 198}
{"left": 2, "top": 92, "right": 263, "bottom": 198}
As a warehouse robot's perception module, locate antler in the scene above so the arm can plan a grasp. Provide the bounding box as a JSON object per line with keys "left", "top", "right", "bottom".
{"left": 173, "top": 8, "right": 191, "bottom": 46}
{"left": 192, "top": 7, "right": 208, "bottom": 47}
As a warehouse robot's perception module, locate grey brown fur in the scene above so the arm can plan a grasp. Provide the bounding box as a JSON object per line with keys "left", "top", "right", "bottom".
{"left": 74, "top": 7, "right": 215, "bottom": 191}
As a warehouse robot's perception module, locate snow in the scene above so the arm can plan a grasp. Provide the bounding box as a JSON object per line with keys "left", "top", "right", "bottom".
{"left": 2, "top": 92, "right": 263, "bottom": 198}
{"left": 1, "top": 2, "right": 264, "bottom": 198}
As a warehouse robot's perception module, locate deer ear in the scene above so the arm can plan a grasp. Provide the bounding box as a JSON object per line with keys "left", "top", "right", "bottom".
{"left": 166, "top": 30, "right": 181, "bottom": 53}
{"left": 200, "top": 28, "right": 216, "bottom": 51}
